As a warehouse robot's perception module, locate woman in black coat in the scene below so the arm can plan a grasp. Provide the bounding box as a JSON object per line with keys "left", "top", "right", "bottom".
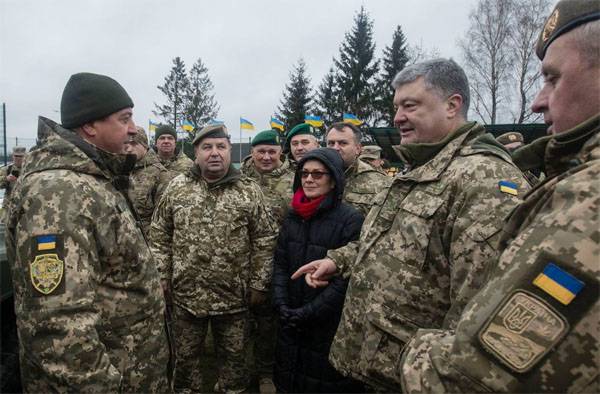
{"left": 272, "top": 148, "right": 364, "bottom": 393}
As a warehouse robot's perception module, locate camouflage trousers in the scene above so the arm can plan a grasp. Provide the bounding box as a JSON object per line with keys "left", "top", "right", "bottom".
{"left": 249, "top": 300, "right": 277, "bottom": 379}
{"left": 172, "top": 306, "right": 249, "bottom": 393}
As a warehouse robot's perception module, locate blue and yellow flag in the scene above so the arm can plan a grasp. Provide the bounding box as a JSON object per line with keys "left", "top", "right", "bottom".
{"left": 343, "top": 113, "right": 363, "bottom": 126}
{"left": 240, "top": 117, "right": 255, "bottom": 130}
{"left": 181, "top": 120, "right": 194, "bottom": 132}
{"left": 304, "top": 115, "right": 323, "bottom": 127}
{"left": 149, "top": 120, "right": 159, "bottom": 132}
{"left": 209, "top": 119, "right": 225, "bottom": 126}
{"left": 498, "top": 180, "right": 518, "bottom": 196}
{"left": 37, "top": 235, "right": 57, "bottom": 251}
{"left": 533, "top": 263, "right": 585, "bottom": 305}
{"left": 270, "top": 117, "right": 285, "bottom": 132}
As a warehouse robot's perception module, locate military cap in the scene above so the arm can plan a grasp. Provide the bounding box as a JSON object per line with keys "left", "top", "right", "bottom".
{"left": 360, "top": 145, "right": 383, "bottom": 160}
{"left": 60, "top": 72, "right": 134, "bottom": 129}
{"left": 12, "top": 146, "right": 26, "bottom": 156}
{"left": 155, "top": 124, "right": 177, "bottom": 140}
{"left": 536, "top": 0, "right": 600, "bottom": 60}
{"left": 251, "top": 129, "right": 281, "bottom": 147}
{"left": 192, "top": 124, "right": 230, "bottom": 145}
{"left": 133, "top": 126, "right": 149, "bottom": 148}
{"left": 286, "top": 123, "right": 316, "bottom": 141}
{"left": 496, "top": 132, "right": 524, "bottom": 146}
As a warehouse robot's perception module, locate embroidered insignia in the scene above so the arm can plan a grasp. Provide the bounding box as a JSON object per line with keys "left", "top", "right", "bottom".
{"left": 533, "top": 263, "right": 584, "bottom": 305}
{"left": 479, "top": 291, "right": 568, "bottom": 373}
{"left": 30, "top": 253, "right": 64, "bottom": 295}
{"left": 499, "top": 180, "right": 518, "bottom": 196}
{"left": 542, "top": 9, "right": 560, "bottom": 42}
{"left": 508, "top": 134, "right": 517, "bottom": 142}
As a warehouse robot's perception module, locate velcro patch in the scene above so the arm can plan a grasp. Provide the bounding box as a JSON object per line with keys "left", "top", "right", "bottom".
{"left": 478, "top": 290, "right": 568, "bottom": 373}
{"left": 498, "top": 180, "right": 518, "bottom": 196}
{"left": 29, "top": 234, "right": 65, "bottom": 296}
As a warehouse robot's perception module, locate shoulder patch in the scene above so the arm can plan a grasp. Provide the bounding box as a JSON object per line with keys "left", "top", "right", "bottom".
{"left": 29, "top": 234, "right": 65, "bottom": 296}
{"left": 478, "top": 290, "right": 568, "bottom": 373}
{"left": 499, "top": 180, "right": 518, "bottom": 196}
{"left": 533, "top": 263, "right": 584, "bottom": 305}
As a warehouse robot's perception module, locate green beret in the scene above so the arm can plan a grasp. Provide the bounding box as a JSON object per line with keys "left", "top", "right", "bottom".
{"left": 60, "top": 72, "right": 134, "bottom": 129}
{"left": 496, "top": 132, "right": 524, "bottom": 146}
{"left": 133, "top": 126, "right": 149, "bottom": 148}
{"left": 286, "top": 123, "right": 316, "bottom": 141}
{"left": 192, "top": 124, "right": 230, "bottom": 145}
{"left": 536, "top": 0, "right": 600, "bottom": 60}
{"left": 155, "top": 124, "right": 177, "bottom": 140}
{"left": 251, "top": 130, "right": 281, "bottom": 147}
{"left": 12, "top": 146, "right": 26, "bottom": 156}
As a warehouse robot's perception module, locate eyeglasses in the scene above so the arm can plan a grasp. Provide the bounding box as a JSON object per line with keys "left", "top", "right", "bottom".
{"left": 300, "top": 170, "right": 330, "bottom": 180}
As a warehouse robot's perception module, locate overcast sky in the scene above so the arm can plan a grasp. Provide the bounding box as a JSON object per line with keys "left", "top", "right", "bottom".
{"left": 0, "top": 0, "right": 478, "bottom": 149}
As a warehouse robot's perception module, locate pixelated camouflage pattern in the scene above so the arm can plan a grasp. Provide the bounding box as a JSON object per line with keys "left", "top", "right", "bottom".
{"left": 129, "top": 150, "right": 169, "bottom": 236}
{"left": 240, "top": 155, "right": 294, "bottom": 224}
{"left": 343, "top": 158, "right": 392, "bottom": 216}
{"left": 326, "top": 122, "right": 530, "bottom": 391}
{"left": 171, "top": 306, "right": 250, "bottom": 393}
{"left": 160, "top": 150, "right": 194, "bottom": 179}
{"left": 400, "top": 115, "right": 600, "bottom": 393}
{"left": 6, "top": 117, "right": 169, "bottom": 393}
{"left": 150, "top": 164, "right": 277, "bottom": 316}
{"left": 0, "top": 164, "right": 21, "bottom": 211}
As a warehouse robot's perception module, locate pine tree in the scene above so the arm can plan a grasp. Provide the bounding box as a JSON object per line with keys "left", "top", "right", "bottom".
{"left": 315, "top": 67, "right": 341, "bottom": 127}
{"left": 277, "top": 58, "right": 313, "bottom": 132}
{"left": 153, "top": 57, "right": 189, "bottom": 129}
{"left": 185, "top": 58, "right": 220, "bottom": 131}
{"left": 375, "top": 25, "right": 409, "bottom": 126}
{"left": 334, "top": 6, "right": 380, "bottom": 125}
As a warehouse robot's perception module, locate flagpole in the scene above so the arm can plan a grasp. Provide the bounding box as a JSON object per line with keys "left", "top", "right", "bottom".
{"left": 239, "top": 123, "right": 242, "bottom": 164}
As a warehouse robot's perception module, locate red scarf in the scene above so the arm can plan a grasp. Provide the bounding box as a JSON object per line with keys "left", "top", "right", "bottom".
{"left": 291, "top": 188, "right": 327, "bottom": 220}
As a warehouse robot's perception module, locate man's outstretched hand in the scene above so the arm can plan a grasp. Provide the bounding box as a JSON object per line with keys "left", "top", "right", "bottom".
{"left": 291, "top": 258, "right": 338, "bottom": 288}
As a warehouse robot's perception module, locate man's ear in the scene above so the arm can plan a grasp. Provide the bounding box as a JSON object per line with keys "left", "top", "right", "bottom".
{"left": 80, "top": 122, "right": 98, "bottom": 137}
{"left": 446, "top": 94, "right": 464, "bottom": 118}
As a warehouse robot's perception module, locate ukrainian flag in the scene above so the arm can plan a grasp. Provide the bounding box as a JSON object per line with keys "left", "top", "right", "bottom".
{"left": 498, "top": 180, "right": 518, "bottom": 196}
{"left": 343, "top": 113, "right": 363, "bottom": 126}
{"left": 209, "top": 119, "right": 225, "bottom": 126}
{"left": 37, "top": 235, "right": 57, "bottom": 251}
{"left": 533, "top": 263, "right": 585, "bottom": 305}
{"left": 240, "top": 117, "right": 255, "bottom": 130}
{"left": 304, "top": 115, "right": 324, "bottom": 127}
{"left": 149, "top": 120, "right": 159, "bottom": 132}
{"left": 270, "top": 117, "right": 285, "bottom": 132}
{"left": 182, "top": 120, "right": 194, "bottom": 132}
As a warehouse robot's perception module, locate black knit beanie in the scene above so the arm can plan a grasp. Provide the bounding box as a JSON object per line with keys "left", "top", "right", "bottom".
{"left": 60, "top": 72, "right": 134, "bottom": 129}
{"left": 155, "top": 124, "right": 177, "bottom": 140}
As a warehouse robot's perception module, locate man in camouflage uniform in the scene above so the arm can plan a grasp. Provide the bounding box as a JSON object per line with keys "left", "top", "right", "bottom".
{"left": 326, "top": 122, "right": 391, "bottom": 216}
{"left": 6, "top": 72, "right": 169, "bottom": 392}
{"left": 154, "top": 124, "right": 194, "bottom": 178}
{"left": 399, "top": 2, "right": 600, "bottom": 392}
{"left": 359, "top": 144, "right": 386, "bottom": 173}
{"left": 0, "top": 146, "right": 26, "bottom": 211}
{"left": 240, "top": 129, "right": 293, "bottom": 393}
{"left": 286, "top": 123, "right": 320, "bottom": 169}
{"left": 151, "top": 124, "right": 277, "bottom": 393}
{"left": 293, "top": 59, "right": 530, "bottom": 391}
{"left": 125, "top": 126, "right": 169, "bottom": 236}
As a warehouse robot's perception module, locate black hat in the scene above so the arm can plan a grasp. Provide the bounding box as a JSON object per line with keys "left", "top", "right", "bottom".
{"left": 294, "top": 147, "right": 345, "bottom": 200}
{"left": 60, "top": 72, "right": 134, "bottom": 128}
{"left": 155, "top": 124, "right": 177, "bottom": 140}
{"left": 536, "top": 0, "right": 600, "bottom": 60}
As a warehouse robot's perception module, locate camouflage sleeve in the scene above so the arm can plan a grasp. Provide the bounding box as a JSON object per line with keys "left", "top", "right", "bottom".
{"left": 248, "top": 186, "right": 278, "bottom": 291}
{"left": 149, "top": 182, "right": 175, "bottom": 281}
{"left": 442, "top": 159, "right": 528, "bottom": 328}
{"left": 8, "top": 174, "right": 121, "bottom": 391}
{"left": 0, "top": 166, "right": 9, "bottom": 189}
{"left": 153, "top": 168, "right": 171, "bottom": 207}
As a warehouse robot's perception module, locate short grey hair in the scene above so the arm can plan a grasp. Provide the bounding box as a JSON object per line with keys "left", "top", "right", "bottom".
{"left": 391, "top": 58, "right": 470, "bottom": 118}
{"left": 570, "top": 20, "right": 600, "bottom": 68}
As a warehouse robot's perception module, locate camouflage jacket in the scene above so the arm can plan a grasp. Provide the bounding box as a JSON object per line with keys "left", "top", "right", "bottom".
{"left": 160, "top": 150, "right": 194, "bottom": 178}
{"left": 129, "top": 151, "right": 169, "bottom": 236}
{"left": 343, "top": 158, "right": 392, "bottom": 216}
{"left": 240, "top": 156, "right": 294, "bottom": 224}
{"left": 400, "top": 115, "right": 600, "bottom": 393}
{"left": 6, "top": 117, "right": 169, "bottom": 393}
{"left": 150, "top": 164, "right": 277, "bottom": 316}
{"left": 0, "top": 164, "right": 20, "bottom": 210}
{"left": 325, "top": 122, "right": 530, "bottom": 391}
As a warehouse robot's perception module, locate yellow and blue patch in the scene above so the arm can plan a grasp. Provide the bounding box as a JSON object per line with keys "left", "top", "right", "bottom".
{"left": 36, "top": 234, "right": 57, "bottom": 251}
{"left": 498, "top": 180, "right": 518, "bottom": 196}
{"left": 533, "top": 263, "right": 585, "bottom": 305}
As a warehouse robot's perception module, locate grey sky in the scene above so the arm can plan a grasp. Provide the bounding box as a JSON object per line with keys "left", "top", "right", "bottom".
{"left": 0, "top": 0, "right": 477, "bottom": 148}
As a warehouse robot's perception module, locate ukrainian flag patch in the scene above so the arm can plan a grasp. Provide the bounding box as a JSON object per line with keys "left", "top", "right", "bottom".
{"left": 533, "top": 263, "right": 584, "bottom": 305}
{"left": 37, "top": 235, "right": 57, "bottom": 251}
{"left": 499, "top": 180, "right": 518, "bottom": 196}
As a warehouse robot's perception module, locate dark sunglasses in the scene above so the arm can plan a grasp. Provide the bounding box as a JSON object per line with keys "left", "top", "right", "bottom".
{"left": 300, "top": 170, "right": 330, "bottom": 180}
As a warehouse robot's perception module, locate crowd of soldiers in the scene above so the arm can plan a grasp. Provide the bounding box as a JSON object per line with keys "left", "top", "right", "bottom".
{"left": 1, "top": 0, "right": 598, "bottom": 392}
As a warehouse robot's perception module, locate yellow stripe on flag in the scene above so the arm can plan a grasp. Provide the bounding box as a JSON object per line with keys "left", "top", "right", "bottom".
{"left": 500, "top": 185, "right": 518, "bottom": 195}
{"left": 38, "top": 242, "right": 56, "bottom": 251}
{"left": 533, "top": 273, "right": 576, "bottom": 305}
